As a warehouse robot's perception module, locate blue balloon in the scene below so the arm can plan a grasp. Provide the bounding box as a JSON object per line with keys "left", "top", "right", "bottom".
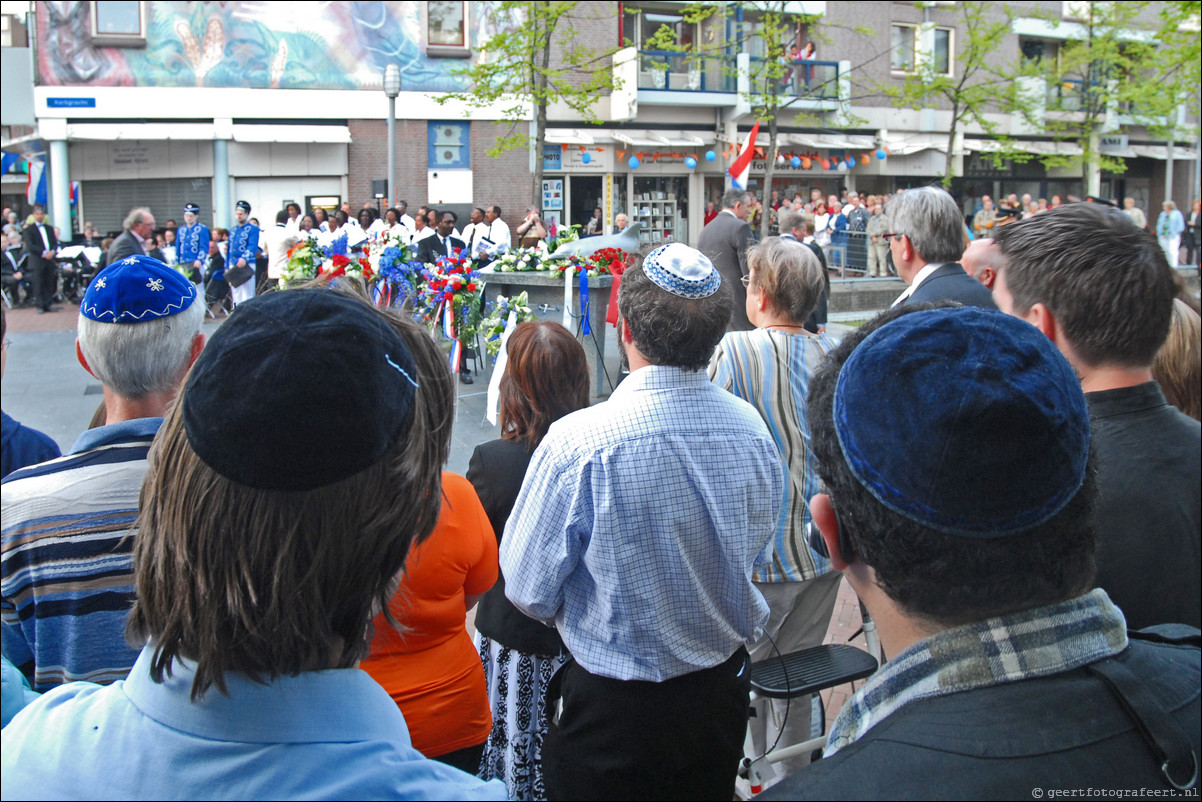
{"left": 582, "top": 152, "right": 591, "bottom": 164}
{"left": 876, "top": 148, "right": 887, "bottom": 160}
{"left": 705, "top": 150, "right": 716, "bottom": 162}
{"left": 629, "top": 156, "right": 640, "bottom": 169}
{"left": 685, "top": 156, "right": 698, "bottom": 169}
{"left": 791, "top": 156, "right": 802, "bottom": 168}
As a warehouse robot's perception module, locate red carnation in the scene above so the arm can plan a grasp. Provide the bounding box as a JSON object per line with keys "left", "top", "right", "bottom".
{"left": 467, "top": 282, "right": 477, "bottom": 291}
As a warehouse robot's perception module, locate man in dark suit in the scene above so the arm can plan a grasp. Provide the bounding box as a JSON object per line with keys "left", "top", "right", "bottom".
{"left": 698, "top": 188, "right": 754, "bottom": 330}
{"left": 887, "top": 187, "right": 996, "bottom": 310}
{"left": 21, "top": 204, "right": 60, "bottom": 314}
{"left": 415, "top": 211, "right": 467, "bottom": 265}
{"left": 107, "top": 207, "right": 155, "bottom": 266}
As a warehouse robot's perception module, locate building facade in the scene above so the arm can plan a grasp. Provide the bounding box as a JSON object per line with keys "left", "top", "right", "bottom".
{"left": 1, "top": 1, "right": 1196, "bottom": 244}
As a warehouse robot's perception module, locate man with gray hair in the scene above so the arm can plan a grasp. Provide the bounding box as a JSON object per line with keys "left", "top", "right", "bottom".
{"left": 888, "top": 187, "right": 996, "bottom": 309}
{"left": 503, "top": 244, "right": 783, "bottom": 800}
{"left": 2, "top": 255, "right": 205, "bottom": 692}
{"left": 699, "top": 187, "right": 755, "bottom": 330}
{"left": 107, "top": 207, "right": 156, "bottom": 265}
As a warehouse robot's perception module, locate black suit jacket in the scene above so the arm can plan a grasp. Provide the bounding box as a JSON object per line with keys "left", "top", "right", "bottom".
{"left": 903, "top": 263, "right": 997, "bottom": 310}
{"left": 21, "top": 223, "right": 58, "bottom": 273}
{"left": 698, "top": 211, "right": 753, "bottom": 330}
{"left": 416, "top": 234, "right": 467, "bottom": 265}
{"left": 2, "top": 245, "right": 26, "bottom": 277}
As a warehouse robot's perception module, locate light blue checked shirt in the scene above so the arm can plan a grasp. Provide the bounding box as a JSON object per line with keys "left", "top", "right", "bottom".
{"left": 501, "top": 365, "right": 783, "bottom": 682}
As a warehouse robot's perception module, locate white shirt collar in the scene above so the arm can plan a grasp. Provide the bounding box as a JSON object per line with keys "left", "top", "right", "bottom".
{"left": 892, "top": 262, "right": 945, "bottom": 307}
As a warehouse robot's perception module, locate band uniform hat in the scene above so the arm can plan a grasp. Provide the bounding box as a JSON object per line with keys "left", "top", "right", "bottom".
{"left": 235, "top": 200, "right": 252, "bottom": 213}
{"left": 181, "top": 289, "right": 421, "bottom": 492}
{"left": 641, "top": 243, "right": 721, "bottom": 299}
{"left": 80, "top": 254, "right": 197, "bottom": 323}
{"left": 183, "top": 203, "right": 201, "bottom": 214}
{"left": 832, "top": 306, "right": 1090, "bottom": 538}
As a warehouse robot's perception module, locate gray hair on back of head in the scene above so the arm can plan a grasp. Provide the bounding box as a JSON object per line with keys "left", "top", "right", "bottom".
{"left": 78, "top": 300, "right": 204, "bottom": 399}
{"left": 887, "top": 187, "right": 965, "bottom": 265}
{"left": 122, "top": 207, "right": 153, "bottom": 232}
{"left": 721, "top": 188, "right": 752, "bottom": 211}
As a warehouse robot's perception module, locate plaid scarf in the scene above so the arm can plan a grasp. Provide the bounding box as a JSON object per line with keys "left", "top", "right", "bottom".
{"left": 826, "top": 588, "right": 1128, "bottom": 756}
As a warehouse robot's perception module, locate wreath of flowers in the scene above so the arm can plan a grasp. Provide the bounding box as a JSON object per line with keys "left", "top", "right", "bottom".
{"left": 415, "top": 250, "right": 485, "bottom": 341}
{"left": 480, "top": 291, "right": 536, "bottom": 356}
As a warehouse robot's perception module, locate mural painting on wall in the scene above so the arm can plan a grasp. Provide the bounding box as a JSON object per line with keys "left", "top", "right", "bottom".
{"left": 37, "top": 1, "right": 508, "bottom": 91}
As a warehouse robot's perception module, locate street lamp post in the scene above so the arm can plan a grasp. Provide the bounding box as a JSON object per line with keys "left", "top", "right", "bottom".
{"left": 383, "top": 64, "right": 402, "bottom": 210}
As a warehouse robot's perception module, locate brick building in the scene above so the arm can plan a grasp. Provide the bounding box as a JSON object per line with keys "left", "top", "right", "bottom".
{"left": 1, "top": 1, "right": 1196, "bottom": 245}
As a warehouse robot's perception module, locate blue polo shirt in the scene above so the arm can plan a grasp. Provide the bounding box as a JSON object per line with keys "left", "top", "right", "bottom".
{"left": 1, "top": 646, "right": 507, "bottom": 800}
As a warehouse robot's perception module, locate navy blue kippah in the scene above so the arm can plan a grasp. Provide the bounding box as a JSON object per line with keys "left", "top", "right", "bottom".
{"left": 184, "top": 202, "right": 200, "bottom": 214}
{"left": 181, "top": 289, "right": 420, "bottom": 491}
{"left": 80, "top": 255, "right": 196, "bottom": 323}
{"left": 235, "top": 200, "right": 251, "bottom": 213}
{"left": 833, "top": 306, "right": 1090, "bottom": 538}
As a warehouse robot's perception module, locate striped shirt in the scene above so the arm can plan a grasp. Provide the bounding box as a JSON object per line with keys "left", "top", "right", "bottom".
{"left": 501, "top": 365, "right": 782, "bottom": 682}
{"left": 709, "top": 328, "right": 838, "bottom": 583}
{"left": 1, "top": 418, "right": 161, "bottom": 691}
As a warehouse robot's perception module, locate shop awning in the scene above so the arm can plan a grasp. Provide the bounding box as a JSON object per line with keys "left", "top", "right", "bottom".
{"left": 1131, "top": 144, "right": 1198, "bottom": 160}
{"left": 880, "top": 133, "right": 948, "bottom": 155}
{"left": 545, "top": 128, "right": 715, "bottom": 147}
{"left": 786, "top": 133, "right": 877, "bottom": 150}
{"left": 61, "top": 123, "right": 352, "bottom": 144}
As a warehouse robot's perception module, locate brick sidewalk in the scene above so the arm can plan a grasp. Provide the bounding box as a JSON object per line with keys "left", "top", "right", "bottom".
{"left": 820, "top": 576, "right": 870, "bottom": 721}
{"left": 3, "top": 303, "right": 81, "bottom": 334}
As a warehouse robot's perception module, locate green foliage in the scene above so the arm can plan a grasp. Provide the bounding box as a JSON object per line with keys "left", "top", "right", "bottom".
{"left": 438, "top": 1, "right": 618, "bottom": 153}
{"left": 1018, "top": 0, "right": 1199, "bottom": 181}
{"left": 883, "top": 1, "right": 1023, "bottom": 186}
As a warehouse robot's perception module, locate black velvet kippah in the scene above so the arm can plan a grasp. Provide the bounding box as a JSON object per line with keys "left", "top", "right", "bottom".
{"left": 833, "top": 306, "right": 1090, "bottom": 538}
{"left": 182, "top": 290, "right": 419, "bottom": 491}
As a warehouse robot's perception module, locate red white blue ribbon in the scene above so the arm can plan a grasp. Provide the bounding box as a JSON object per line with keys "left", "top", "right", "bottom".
{"left": 441, "top": 299, "right": 461, "bottom": 374}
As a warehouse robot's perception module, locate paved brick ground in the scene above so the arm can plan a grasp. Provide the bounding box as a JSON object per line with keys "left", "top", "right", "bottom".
{"left": 820, "top": 576, "right": 870, "bottom": 721}
{"left": 4, "top": 303, "right": 80, "bottom": 334}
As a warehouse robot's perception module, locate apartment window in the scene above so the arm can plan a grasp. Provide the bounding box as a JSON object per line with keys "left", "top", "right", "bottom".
{"left": 429, "top": 121, "right": 470, "bottom": 169}
{"left": 623, "top": 8, "right": 696, "bottom": 51}
{"left": 932, "top": 27, "right": 953, "bottom": 75}
{"left": 891, "top": 24, "right": 916, "bottom": 71}
{"left": 90, "top": 1, "right": 146, "bottom": 47}
{"left": 427, "top": 1, "right": 470, "bottom": 58}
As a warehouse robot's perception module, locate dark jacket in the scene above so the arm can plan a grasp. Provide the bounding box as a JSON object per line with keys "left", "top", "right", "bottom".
{"left": 467, "top": 438, "right": 565, "bottom": 656}
{"left": 416, "top": 234, "right": 467, "bottom": 266}
{"left": 106, "top": 231, "right": 144, "bottom": 265}
{"left": 762, "top": 629, "right": 1201, "bottom": 799}
{"left": 698, "top": 211, "right": 754, "bottom": 331}
{"left": 902, "top": 262, "right": 997, "bottom": 310}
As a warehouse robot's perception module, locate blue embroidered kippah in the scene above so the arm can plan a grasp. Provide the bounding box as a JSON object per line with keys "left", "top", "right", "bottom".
{"left": 183, "top": 202, "right": 200, "bottom": 214}
{"left": 235, "top": 200, "right": 251, "bottom": 213}
{"left": 642, "top": 243, "right": 721, "bottom": 299}
{"left": 80, "top": 255, "right": 197, "bottom": 324}
{"left": 833, "top": 306, "right": 1090, "bottom": 538}
{"left": 181, "top": 289, "right": 420, "bottom": 492}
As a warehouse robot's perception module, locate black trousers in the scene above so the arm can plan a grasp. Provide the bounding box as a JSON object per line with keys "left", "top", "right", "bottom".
{"left": 543, "top": 648, "right": 750, "bottom": 801}
{"left": 30, "top": 260, "right": 57, "bottom": 310}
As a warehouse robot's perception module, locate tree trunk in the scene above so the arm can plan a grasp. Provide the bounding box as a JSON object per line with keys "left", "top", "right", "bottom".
{"left": 530, "top": 7, "right": 549, "bottom": 211}
{"left": 762, "top": 115, "right": 777, "bottom": 239}
{"left": 944, "top": 106, "right": 958, "bottom": 189}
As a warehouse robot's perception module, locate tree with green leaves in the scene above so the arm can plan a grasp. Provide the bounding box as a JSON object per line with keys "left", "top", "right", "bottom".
{"left": 883, "top": 1, "right": 1024, "bottom": 188}
{"left": 1018, "top": 0, "right": 1196, "bottom": 196}
{"left": 438, "top": 2, "right": 619, "bottom": 209}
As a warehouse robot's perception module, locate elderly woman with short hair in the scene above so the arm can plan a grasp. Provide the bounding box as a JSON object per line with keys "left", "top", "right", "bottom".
{"left": 707, "top": 236, "right": 843, "bottom": 781}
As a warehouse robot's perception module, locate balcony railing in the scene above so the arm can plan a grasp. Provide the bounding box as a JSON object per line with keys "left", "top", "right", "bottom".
{"left": 750, "top": 57, "right": 840, "bottom": 101}
{"left": 637, "top": 51, "right": 737, "bottom": 92}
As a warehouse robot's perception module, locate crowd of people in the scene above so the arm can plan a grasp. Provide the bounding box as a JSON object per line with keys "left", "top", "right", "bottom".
{"left": 0, "top": 183, "right": 1199, "bottom": 800}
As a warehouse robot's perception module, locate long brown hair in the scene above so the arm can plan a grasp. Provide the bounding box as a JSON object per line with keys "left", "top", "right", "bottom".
{"left": 500, "top": 322, "right": 589, "bottom": 448}
{"left": 127, "top": 283, "right": 454, "bottom": 699}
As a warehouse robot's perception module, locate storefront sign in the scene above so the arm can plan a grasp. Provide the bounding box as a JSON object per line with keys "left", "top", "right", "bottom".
{"left": 48, "top": 97, "right": 96, "bottom": 108}
{"left": 542, "top": 144, "right": 562, "bottom": 171}
{"left": 1099, "top": 134, "right": 1129, "bottom": 152}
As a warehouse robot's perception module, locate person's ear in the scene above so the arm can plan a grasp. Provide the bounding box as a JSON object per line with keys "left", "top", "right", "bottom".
{"left": 620, "top": 318, "right": 634, "bottom": 344}
{"left": 188, "top": 333, "right": 206, "bottom": 368}
{"left": 75, "top": 339, "right": 96, "bottom": 378}
{"left": 811, "top": 493, "right": 852, "bottom": 571}
{"left": 1024, "top": 302, "right": 1057, "bottom": 342}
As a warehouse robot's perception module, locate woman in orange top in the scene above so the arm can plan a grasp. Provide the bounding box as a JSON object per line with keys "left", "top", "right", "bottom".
{"left": 362, "top": 472, "right": 499, "bottom": 773}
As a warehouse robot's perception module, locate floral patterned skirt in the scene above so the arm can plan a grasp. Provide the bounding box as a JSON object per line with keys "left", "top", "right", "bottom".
{"left": 475, "top": 633, "right": 570, "bottom": 802}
